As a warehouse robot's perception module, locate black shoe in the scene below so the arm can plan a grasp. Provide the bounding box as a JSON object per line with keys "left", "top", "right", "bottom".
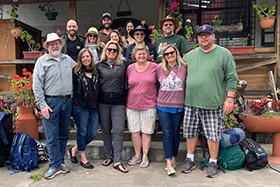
{"left": 80, "top": 162, "right": 94, "bottom": 169}
{"left": 69, "top": 147, "right": 78, "bottom": 163}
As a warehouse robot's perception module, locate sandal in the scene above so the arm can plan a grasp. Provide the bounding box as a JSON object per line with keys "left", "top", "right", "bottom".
{"left": 102, "top": 157, "right": 113, "bottom": 166}
{"left": 140, "top": 157, "right": 149, "bottom": 168}
{"left": 128, "top": 155, "right": 141, "bottom": 166}
{"left": 113, "top": 163, "right": 129, "bottom": 173}
{"left": 69, "top": 147, "right": 78, "bottom": 163}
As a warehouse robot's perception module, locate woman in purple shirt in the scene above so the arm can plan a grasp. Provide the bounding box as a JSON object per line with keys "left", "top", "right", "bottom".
{"left": 156, "top": 44, "right": 187, "bottom": 176}
{"left": 126, "top": 45, "right": 158, "bottom": 168}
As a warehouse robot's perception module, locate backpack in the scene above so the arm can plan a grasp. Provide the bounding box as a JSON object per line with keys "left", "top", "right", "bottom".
{"left": 199, "top": 131, "right": 245, "bottom": 173}
{"left": 0, "top": 112, "right": 13, "bottom": 167}
{"left": 5, "top": 133, "right": 39, "bottom": 174}
{"left": 220, "top": 128, "right": 245, "bottom": 148}
{"left": 238, "top": 138, "right": 268, "bottom": 171}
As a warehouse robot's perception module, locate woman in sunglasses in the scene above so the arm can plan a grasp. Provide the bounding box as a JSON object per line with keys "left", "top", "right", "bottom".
{"left": 70, "top": 48, "right": 100, "bottom": 169}
{"left": 96, "top": 40, "right": 130, "bottom": 173}
{"left": 126, "top": 45, "right": 158, "bottom": 168}
{"left": 125, "top": 25, "right": 154, "bottom": 63}
{"left": 85, "top": 27, "right": 102, "bottom": 64}
{"left": 109, "top": 30, "right": 127, "bottom": 56}
{"left": 156, "top": 44, "right": 187, "bottom": 176}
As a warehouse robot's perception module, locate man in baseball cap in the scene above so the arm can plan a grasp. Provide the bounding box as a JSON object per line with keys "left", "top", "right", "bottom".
{"left": 99, "top": 12, "right": 113, "bottom": 48}
{"left": 197, "top": 24, "right": 214, "bottom": 35}
{"left": 33, "top": 32, "right": 76, "bottom": 179}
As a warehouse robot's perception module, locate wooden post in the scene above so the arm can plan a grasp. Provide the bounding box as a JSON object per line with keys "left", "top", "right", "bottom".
{"left": 69, "top": 0, "right": 77, "bottom": 20}
{"left": 159, "top": 0, "right": 166, "bottom": 25}
{"left": 270, "top": 71, "right": 278, "bottom": 100}
{"left": 275, "top": 1, "right": 280, "bottom": 88}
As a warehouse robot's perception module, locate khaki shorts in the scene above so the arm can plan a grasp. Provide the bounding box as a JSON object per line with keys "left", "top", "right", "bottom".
{"left": 126, "top": 108, "right": 156, "bottom": 134}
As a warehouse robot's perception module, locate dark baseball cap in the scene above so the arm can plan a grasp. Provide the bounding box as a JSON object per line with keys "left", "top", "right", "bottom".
{"left": 101, "top": 12, "right": 112, "bottom": 20}
{"left": 197, "top": 24, "right": 214, "bottom": 35}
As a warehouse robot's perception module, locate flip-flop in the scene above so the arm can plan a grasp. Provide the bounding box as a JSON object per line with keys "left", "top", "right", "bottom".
{"left": 102, "top": 157, "right": 113, "bottom": 166}
{"left": 113, "top": 163, "right": 129, "bottom": 173}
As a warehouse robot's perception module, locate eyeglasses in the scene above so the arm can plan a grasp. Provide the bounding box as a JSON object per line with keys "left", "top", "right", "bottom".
{"left": 88, "top": 34, "right": 97, "bottom": 38}
{"left": 164, "top": 51, "right": 175, "bottom": 56}
{"left": 198, "top": 33, "right": 211, "bottom": 38}
{"left": 163, "top": 23, "right": 174, "bottom": 27}
{"left": 107, "top": 48, "right": 118, "bottom": 53}
{"left": 134, "top": 33, "right": 145, "bottom": 36}
{"left": 48, "top": 42, "right": 61, "bottom": 47}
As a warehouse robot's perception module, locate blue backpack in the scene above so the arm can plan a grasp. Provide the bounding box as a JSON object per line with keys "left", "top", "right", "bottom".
{"left": 5, "top": 133, "right": 39, "bottom": 174}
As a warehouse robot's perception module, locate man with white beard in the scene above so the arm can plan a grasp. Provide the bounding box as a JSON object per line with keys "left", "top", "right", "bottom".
{"left": 61, "top": 19, "right": 85, "bottom": 61}
{"left": 33, "top": 33, "right": 76, "bottom": 179}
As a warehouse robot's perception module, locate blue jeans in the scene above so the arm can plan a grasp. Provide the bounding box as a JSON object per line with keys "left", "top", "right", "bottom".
{"left": 72, "top": 105, "right": 98, "bottom": 152}
{"left": 43, "top": 98, "right": 72, "bottom": 169}
{"left": 157, "top": 109, "right": 184, "bottom": 160}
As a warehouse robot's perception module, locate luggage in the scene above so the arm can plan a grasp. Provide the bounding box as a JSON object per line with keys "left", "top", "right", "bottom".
{"left": 0, "top": 112, "right": 13, "bottom": 167}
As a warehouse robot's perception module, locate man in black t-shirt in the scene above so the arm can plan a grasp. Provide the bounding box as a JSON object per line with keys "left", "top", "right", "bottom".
{"left": 61, "top": 19, "right": 85, "bottom": 61}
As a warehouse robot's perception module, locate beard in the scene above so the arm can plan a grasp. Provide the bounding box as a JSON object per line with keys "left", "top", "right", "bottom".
{"left": 103, "top": 23, "right": 112, "bottom": 30}
{"left": 69, "top": 30, "right": 77, "bottom": 37}
{"left": 50, "top": 49, "right": 61, "bottom": 57}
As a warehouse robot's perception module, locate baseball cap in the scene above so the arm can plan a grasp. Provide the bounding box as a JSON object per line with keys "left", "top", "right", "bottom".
{"left": 101, "top": 12, "right": 112, "bottom": 20}
{"left": 197, "top": 24, "right": 214, "bottom": 35}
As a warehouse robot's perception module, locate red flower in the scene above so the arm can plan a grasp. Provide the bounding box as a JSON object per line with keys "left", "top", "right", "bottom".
{"left": 22, "top": 68, "right": 27, "bottom": 72}
{"left": 16, "top": 88, "right": 20, "bottom": 92}
{"left": 13, "top": 75, "right": 20, "bottom": 80}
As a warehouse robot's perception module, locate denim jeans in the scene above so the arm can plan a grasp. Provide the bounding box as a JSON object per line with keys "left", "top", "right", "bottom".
{"left": 157, "top": 109, "right": 184, "bottom": 160}
{"left": 98, "top": 103, "right": 125, "bottom": 163}
{"left": 43, "top": 97, "right": 72, "bottom": 169}
{"left": 72, "top": 105, "right": 98, "bottom": 152}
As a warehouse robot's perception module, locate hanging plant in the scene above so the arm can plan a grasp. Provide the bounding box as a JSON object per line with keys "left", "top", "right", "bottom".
{"left": 38, "top": 3, "right": 58, "bottom": 20}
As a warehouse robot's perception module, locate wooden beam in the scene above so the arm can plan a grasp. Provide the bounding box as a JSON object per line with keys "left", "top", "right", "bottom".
{"left": 0, "top": 73, "right": 12, "bottom": 79}
{"left": 158, "top": 0, "right": 165, "bottom": 26}
{"left": 0, "top": 0, "right": 95, "bottom": 5}
{"left": 275, "top": 1, "right": 280, "bottom": 88}
{"left": 236, "top": 58, "right": 277, "bottom": 72}
{"left": 233, "top": 53, "right": 276, "bottom": 60}
{"left": 0, "top": 60, "right": 35, "bottom": 64}
{"left": 69, "top": 0, "right": 77, "bottom": 20}
{"left": 243, "top": 89, "right": 271, "bottom": 95}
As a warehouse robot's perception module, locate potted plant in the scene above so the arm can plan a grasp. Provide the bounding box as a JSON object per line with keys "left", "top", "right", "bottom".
{"left": 224, "top": 104, "right": 239, "bottom": 129}
{"left": 38, "top": 3, "right": 58, "bottom": 20}
{"left": 253, "top": 0, "right": 277, "bottom": 29}
{"left": 10, "top": 68, "right": 38, "bottom": 140}
{"left": 9, "top": 3, "right": 23, "bottom": 38}
{"left": 19, "top": 30, "right": 44, "bottom": 59}
{"left": 242, "top": 99, "right": 280, "bottom": 163}
{"left": 227, "top": 33, "right": 255, "bottom": 55}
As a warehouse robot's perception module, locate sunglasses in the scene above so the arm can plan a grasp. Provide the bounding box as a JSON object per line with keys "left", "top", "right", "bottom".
{"left": 134, "top": 33, "right": 145, "bottom": 36}
{"left": 107, "top": 48, "right": 118, "bottom": 53}
{"left": 88, "top": 34, "right": 97, "bottom": 38}
{"left": 164, "top": 51, "right": 175, "bottom": 56}
{"left": 163, "top": 23, "right": 174, "bottom": 27}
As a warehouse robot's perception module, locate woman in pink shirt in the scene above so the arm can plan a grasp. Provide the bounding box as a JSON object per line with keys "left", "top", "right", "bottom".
{"left": 126, "top": 45, "right": 158, "bottom": 168}
{"left": 157, "top": 44, "right": 187, "bottom": 176}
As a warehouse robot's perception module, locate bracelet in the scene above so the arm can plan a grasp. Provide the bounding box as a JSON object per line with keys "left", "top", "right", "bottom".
{"left": 226, "top": 99, "right": 234, "bottom": 103}
{"left": 226, "top": 96, "right": 235, "bottom": 99}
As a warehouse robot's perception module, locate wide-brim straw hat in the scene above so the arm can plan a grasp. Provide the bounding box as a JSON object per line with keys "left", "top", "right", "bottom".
{"left": 159, "top": 15, "right": 179, "bottom": 29}
{"left": 129, "top": 25, "right": 152, "bottom": 40}
{"left": 43, "top": 33, "right": 65, "bottom": 49}
{"left": 85, "top": 27, "right": 100, "bottom": 38}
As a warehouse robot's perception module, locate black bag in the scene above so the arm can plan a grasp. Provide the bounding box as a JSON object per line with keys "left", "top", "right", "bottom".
{"left": 0, "top": 112, "right": 13, "bottom": 167}
{"left": 239, "top": 138, "right": 268, "bottom": 171}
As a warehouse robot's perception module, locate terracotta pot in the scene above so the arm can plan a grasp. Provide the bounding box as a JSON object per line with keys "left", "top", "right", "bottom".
{"left": 23, "top": 51, "right": 45, "bottom": 59}
{"left": 10, "top": 27, "right": 23, "bottom": 38}
{"left": 259, "top": 17, "right": 276, "bottom": 29}
{"left": 242, "top": 113, "right": 280, "bottom": 164}
{"left": 16, "top": 107, "right": 38, "bottom": 140}
{"left": 227, "top": 46, "right": 255, "bottom": 55}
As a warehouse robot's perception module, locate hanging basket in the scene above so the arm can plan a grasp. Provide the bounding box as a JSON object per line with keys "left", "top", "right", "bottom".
{"left": 259, "top": 17, "right": 276, "bottom": 29}
{"left": 213, "top": 23, "right": 243, "bottom": 33}
{"left": 45, "top": 12, "right": 58, "bottom": 20}
{"left": 10, "top": 27, "right": 23, "bottom": 38}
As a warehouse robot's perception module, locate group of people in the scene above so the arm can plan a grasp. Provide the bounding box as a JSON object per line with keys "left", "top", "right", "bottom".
{"left": 32, "top": 12, "right": 237, "bottom": 180}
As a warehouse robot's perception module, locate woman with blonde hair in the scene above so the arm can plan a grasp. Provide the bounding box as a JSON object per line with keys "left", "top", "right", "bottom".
{"left": 126, "top": 45, "right": 158, "bottom": 168}
{"left": 96, "top": 40, "right": 130, "bottom": 173}
{"left": 85, "top": 27, "right": 102, "bottom": 64}
{"left": 156, "top": 44, "right": 187, "bottom": 175}
{"left": 69, "top": 48, "right": 100, "bottom": 169}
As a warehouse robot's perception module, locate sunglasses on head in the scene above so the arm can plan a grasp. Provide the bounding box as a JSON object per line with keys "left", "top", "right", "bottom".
{"left": 164, "top": 51, "right": 175, "bottom": 56}
{"left": 107, "top": 48, "right": 118, "bottom": 53}
{"left": 88, "top": 34, "right": 97, "bottom": 38}
{"left": 163, "top": 23, "right": 174, "bottom": 27}
{"left": 134, "top": 33, "right": 145, "bottom": 36}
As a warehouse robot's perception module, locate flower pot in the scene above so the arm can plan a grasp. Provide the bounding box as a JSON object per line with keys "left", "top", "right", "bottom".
{"left": 23, "top": 51, "right": 45, "bottom": 59}
{"left": 227, "top": 46, "right": 255, "bottom": 55}
{"left": 10, "top": 27, "right": 23, "bottom": 38}
{"left": 259, "top": 17, "right": 276, "bottom": 29}
{"left": 16, "top": 107, "right": 38, "bottom": 140}
{"left": 45, "top": 12, "right": 58, "bottom": 20}
{"left": 242, "top": 113, "right": 280, "bottom": 164}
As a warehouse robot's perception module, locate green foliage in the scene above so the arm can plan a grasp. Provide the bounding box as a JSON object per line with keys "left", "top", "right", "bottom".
{"left": 253, "top": 1, "right": 276, "bottom": 20}
{"left": 190, "top": 43, "right": 200, "bottom": 48}
{"left": 148, "top": 25, "right": 163, "bottom": 45}
{"left": 224, "top": 104, "right": 239, "bottom": 129}
{"left": 38, "top": 3, "right": 56, "bottom": 13}
{"left": 28, "top": 166, "right": 49, "bottom": 181}
{"left": 184, "top": 20, "right": 194, "bottom": 40}
{"left": 241, "top": 33, "right": 251, "bottom": 46}
{"left": 10, "top": 3, "right": 19, "bottom": 23}
{"left": 259, "top": 112, "right": 280, "bottom": 118}
{"left": 212, "top": 15, "right": 222, "bottom": 26}
{"left": 20, "top": 30, "right": 41, "bottom": 51}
